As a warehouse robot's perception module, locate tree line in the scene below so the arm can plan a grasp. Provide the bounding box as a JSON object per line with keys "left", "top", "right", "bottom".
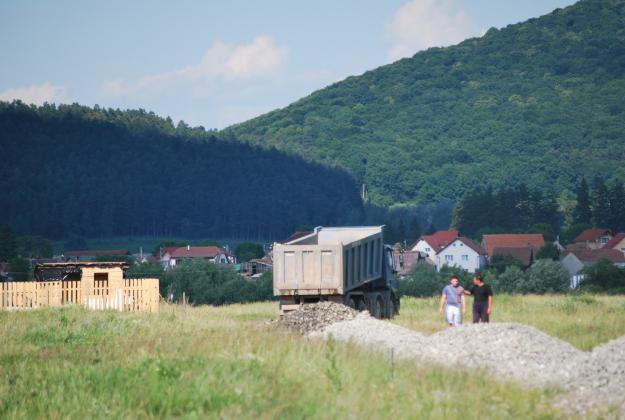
{"left": 0, "top": 101, "right": 362, "bottom": 241}
{"left": 451, "top": 178, "right": 625, "bottom": 242}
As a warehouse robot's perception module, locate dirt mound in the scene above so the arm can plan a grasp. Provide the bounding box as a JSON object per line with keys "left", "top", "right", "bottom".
{"left": 280, "top": 302, "right": 361, "bottom": 334}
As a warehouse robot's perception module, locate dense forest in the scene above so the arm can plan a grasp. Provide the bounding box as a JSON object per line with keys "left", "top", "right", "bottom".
{"left": 0, "top": 101, "right": 362, "bottom": 240}
{"left": 451, "top": 177, "right": 625, "bottom": 241}
{"left": 225, "top": 0, "right": 625, "bottom": 206}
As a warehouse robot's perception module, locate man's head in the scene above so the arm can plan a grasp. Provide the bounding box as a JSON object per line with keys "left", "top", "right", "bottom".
{"left": 450, "top": 275, "right": 459, "bottom": 287}
{"left": 473, "top": 274, "right": 484, "bottom": 285}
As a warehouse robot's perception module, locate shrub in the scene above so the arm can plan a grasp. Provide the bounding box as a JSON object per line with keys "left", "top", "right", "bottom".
{"left": 520, "top": 260, "right": 570, "bottom": 294}
{"left": 492, "top": 265, "right": 526, "bottom": 293}
{"left": 581, "top": 258, "right": 625, "bottom": 293}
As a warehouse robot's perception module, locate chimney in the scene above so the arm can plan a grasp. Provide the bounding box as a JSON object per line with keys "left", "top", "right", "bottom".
{"left": 187, "top": 244, "right": 190, "bottom": 251}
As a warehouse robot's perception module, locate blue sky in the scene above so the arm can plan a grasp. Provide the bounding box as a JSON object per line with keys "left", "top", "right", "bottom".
{"left": 0, "top": 0, "right": 577, "bottom": 129}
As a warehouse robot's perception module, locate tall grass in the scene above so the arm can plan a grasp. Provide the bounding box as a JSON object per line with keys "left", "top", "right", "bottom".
{"left": 2, "top": 295, "right": 623, "bottom": 418}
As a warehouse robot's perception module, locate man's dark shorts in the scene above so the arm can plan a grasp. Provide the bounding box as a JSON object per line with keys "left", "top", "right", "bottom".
{"left": 473, "top": 301, "right": 489, "bottom": 323}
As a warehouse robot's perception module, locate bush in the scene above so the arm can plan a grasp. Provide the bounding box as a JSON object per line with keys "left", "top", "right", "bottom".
{"left": 520, "top": 260, "right": 570, "bottom": 294}
{"left": 399, "top": 264, "right": 472, "bottom": 297}
{"left": 164, "top": 260, "right": 274, "bottom": 304}
{"left": 491, "top": 265, "right": 526, "bottom": 293}
{"left": 580, "top": 258, "right": 625, "bottom": 293}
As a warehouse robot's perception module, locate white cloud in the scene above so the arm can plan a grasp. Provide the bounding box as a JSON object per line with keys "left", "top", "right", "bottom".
{"left": 386, "top": 0, "right": 482, "bottom": 61}
{"left": 103, "top": 35, "right": 288, "bottom": 96}
{"left": 0, "top": 82, "right": 64, "bottom": 105}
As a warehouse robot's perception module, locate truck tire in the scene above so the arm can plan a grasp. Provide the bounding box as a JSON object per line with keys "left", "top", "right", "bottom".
{"left": 346, "top": 296, "right": 356, "bottom": 309}
{"left": 372, "top": 295, "right": 383, "bottom": 319}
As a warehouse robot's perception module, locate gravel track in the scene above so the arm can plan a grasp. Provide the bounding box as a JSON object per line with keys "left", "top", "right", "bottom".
{"left": 289, "top": 302, "right": 625, "bottom": 416}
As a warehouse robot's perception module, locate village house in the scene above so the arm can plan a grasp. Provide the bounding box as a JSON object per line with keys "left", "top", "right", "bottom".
{"left": 574, "top": 228, "right": 613, "bottom": 250}
{"left": 410, "top": 230, "right": 459, "bottom": 257}
{"left": 602, "top": 233, "right": 625, "bottom": 255}
{"left": 560, "top": 248, "right": 625, "bottom": 288}
{"left": 433, "top": 236, "right": 486, "bottom": 273}
{"left": 392, "top": 243, "right": 430, "bottom": 277}
{"left": 240, "top": 256, "right": 273, "bottom": 277}
{"left": 481, "top": 233, "right": 545, "bottom": 265}
{"left": 160, "top": 245, "right": 233, "bottom": 269}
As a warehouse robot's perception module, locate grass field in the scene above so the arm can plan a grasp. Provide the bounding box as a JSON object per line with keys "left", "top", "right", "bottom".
{"left": 1, "top": 295, "right": 624, "bottom": 419}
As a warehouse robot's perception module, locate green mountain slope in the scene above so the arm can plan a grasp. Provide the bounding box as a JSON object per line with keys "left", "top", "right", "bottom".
{"left": 225, "top": 0, "right": 625, "bottom": 206}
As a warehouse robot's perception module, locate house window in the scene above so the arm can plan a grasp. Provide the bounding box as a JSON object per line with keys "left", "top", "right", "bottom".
{"left": 461, "top": 255, "right": 468, "bottom": 261}
{"left": 599, "top": 236, "right": 609, "bottom": 244}
{"left": 445, "top": 255, "right": 453, "bottom": 262}
{"left": 425, "top": 247, "right": 431, "bottom": 252}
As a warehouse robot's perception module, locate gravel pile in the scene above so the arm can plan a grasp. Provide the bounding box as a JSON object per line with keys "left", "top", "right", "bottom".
{"left": 280, "top": 302, "right": 360, "bottom": 334}
{"left": 309, "top": 314, "right": 428, "bottom": 359}
{"left": 559, "top": 335, "right": 625, "bottom": 415}
{"left": 301, "top": 313, "right": 625, "bottom": 416}
{"left": 424, "top": 323, "right": 587, "bottom": 387}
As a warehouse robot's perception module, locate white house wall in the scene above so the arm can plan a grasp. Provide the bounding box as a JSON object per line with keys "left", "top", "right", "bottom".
{"left": 434, "top": 239, "right": 483, "bottom": 273}
{"left": 412, "top": 239, "right": 434, "bottom": 256}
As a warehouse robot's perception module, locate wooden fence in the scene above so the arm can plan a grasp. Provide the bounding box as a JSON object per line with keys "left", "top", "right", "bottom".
{"left": 0, "top": 278, "right": 159, "bottom": 312}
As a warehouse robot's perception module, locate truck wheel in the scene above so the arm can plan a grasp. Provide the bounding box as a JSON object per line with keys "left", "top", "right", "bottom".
{"left": 372, "top": 296, "right": 383, "bottom": 319}
{"left": 346, "top": 296, "right": 356, "bottom": 309}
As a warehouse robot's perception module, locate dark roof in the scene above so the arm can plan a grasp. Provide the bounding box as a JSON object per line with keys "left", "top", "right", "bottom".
{"left": 574, "top": 228, "right": 613, "bottom": 243}
{"left": 170, "top": 246, "right": 226, "bottom": 258}
{"left": 492, "top": 247, "right": 533, "bottom": 266}
{"left": 65, "top": 249, "right": 130, "bottom": 257}
{"left": 249, "top": 257, "right": 273, "bottom": 266}
{"left": 603, "top": 233, "right": 625, "bottom": 249}
{"left": 481, "top": 234, "right": 545, "bottom": 257}
{"left": 562, "top": 248, "right": 625, "bottom": 264}
{"left": 35, "top": 261, "right": 129, "bottom": 268}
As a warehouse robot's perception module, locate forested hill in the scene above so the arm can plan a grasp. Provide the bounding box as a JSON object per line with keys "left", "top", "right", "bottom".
{"left": 0, "top": 102, "right": 362, "bottom": 240}
{"left": 225, "top": 0, "right": 625, "bottom": 206}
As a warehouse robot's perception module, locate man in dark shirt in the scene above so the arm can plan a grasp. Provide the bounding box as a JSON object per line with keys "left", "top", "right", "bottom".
{"left": 464, "top": 275, "right": 493, "bottom": 323}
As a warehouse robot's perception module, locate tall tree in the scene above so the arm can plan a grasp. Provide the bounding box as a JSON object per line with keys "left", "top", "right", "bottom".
{"left": 407, "top": 215, "right": 421, "bottom": 244}
{"left": 0, "top": 224, "right": 18, "bottom": 262}
{"left": 573, "top": 177, "right": 592, "bottom": 225}
{"left": 608, "top": 180, "right": 625, "bottom": 232}
{"left": 591, "top": 178, "right": 611, "bottom": 228}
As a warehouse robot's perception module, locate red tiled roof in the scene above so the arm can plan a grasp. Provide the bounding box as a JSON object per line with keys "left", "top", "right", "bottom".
{"left": 160, "top": 246, "right": 181, "bottom": 255}
{"left": 419, "top": 230, "right": 459, "bottom": 252}
{"left": 170, "top": 246, "right": 225, "bottom": 258}
{"left": 574, "top": 228, "right": 613, "bottom": 243}
{"left": 492, "top": 247, "right": 533, "bottom": 266}
{"left": 603, "top": 233, "right": 625, "bottom": 249}
{"left": 562, "top": 248, "right": 625, "bottom": 264}
{"left": 65, "top": 249, "right": 130, "bottom": 257}
{"left": 481, "top": 234, "right": 545, "bottom": 257}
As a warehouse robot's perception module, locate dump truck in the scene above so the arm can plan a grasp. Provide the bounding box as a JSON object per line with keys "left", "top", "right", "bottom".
{"left": 273, "top": 226, "right": 400, "bottom": 318}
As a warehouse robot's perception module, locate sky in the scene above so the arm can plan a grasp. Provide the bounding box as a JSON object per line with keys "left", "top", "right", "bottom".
{"left": 0, "top": 0, "right": 577, "bottom": 130}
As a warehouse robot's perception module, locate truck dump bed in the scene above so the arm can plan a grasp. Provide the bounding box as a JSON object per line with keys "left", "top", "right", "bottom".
{"left": 273, "top": 226, "right": 384, "bottom": 296}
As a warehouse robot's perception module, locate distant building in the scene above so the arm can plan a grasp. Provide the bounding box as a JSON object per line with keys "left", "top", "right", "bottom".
{"left": 434, "top": 237, "right": 486, "bottom": 274}
{"left": 602, "top": 233, "right": 625, "bottom": 255}
{"left": 161, "top": 245, "right": 233, "bottom": 269}
{"left": 240, "top": 256, "right": 273, "bottom": 276}
{"left": 574, "top": 228, "right": 613, "bottom": 250}
{"left": 410, "top": 230, "right": 459, "bottom": 257}
{"left": 481, "top": 234, "right": 545, "bottom": 263}
{"left": 64, "top": 249, "right": 131, "bottom": 262}
{"left": 392, "top": 244, "right": 429, "bottom": 277}
{"left": 561, "top": 248, "right": 625, "bottom": 288}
